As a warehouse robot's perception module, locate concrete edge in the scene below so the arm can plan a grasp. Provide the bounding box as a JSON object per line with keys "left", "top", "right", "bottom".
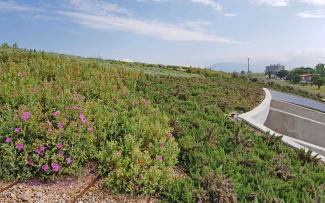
{"left": 238, "top": 88, "right": 325, "bottom": 162}
{"left": 239, "top": 88, "right": 271, "bottom": 123}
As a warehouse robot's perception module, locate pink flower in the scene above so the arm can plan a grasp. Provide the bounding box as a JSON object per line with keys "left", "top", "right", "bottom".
{"left": 57, "top": 122, "right": 63, "bottom": 129}
{"left": 21, "top": 112, "right": 31, "bottom": 122}
{"left": 157, "top": 155, "right": 164, "bottom": 161}
{"left": 87, "top": 127, "right": 93, "bottom": 133}
{"left": 51, "top": 163, "right": 61, "bottom": 172}
{"left": 53, "top": 111, "right": 59, "bottom": 117}
{"left": 36, "top": 146, "right": 46, "bottom": 156}
{"left": 58, "top": 150, "right": 64, "bottom": 157}
{"left": 66, "top": 156, "right": 73, "bottom": 165}
{"left": 56, "top": 143, "right": 64, "bottom": 149}
{"left": 160, "top": 142, "right": 164, "bottom": 148}
{"left": 42, "top": 164, "right": 49, "bottom": 172}
{"left": 5, "top": 137, "right": 12, "bottom": 143}
{"left": 15, "top": 128, "right": 21, "bottom": 133}
{"left": 167, "top": 132, "right": 173, "bottom": 138}
{"left": 79, "top": 113, "right": 87, "bottom": 124}
{"left": 27, "top": 159, "right": 33, "bottom": 166}
{"left": 72, "top": 106, "right": 81, "bottom": 111}
{"left": 46, "top": 120, "right": 53, "bottom": 127}
{"left": 15, "top": 143, "right": 24, "bottom": 151}
{"left": 39, "top": 146, "right": 46, "bottom": 152}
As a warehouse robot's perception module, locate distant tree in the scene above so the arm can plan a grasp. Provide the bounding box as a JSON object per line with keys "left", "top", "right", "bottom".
{"left": 292, "top": 73, "right": 301, "bottom": 84}
{"left": 316, "top": 63, "right": 325, "bottom": 77}
{"left": 312, "top": 74, "right": 325, "bottom": 89}
{"left": 240, "top": 71, "right": 245, "bottom": 75}
{"left": 291, "top": 67, "right": 314, "bottom": 75}
{"left": 276, "top": 70, "right": 289, "bottom": 79}
{"left": 13, "top": 43, "right": 18, "bottom": 48}
{"left": 1, "top": 43, "right": 10, "bottom": 48}
{"left": 268, "top": 72, "right": 271, "bottom": 79}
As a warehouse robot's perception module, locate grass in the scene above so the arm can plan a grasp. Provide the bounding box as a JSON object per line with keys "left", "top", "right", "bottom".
{"left": 294, "top": 84, "right": 325, "bottom": 98}
{"left": 0, "top": 47, "right": 324, "bottom": 202}
{"left": 240, "top": 74, "right": 325, "bottom": 101}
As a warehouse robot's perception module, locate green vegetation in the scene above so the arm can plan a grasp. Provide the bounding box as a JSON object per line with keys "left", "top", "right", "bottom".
{"left": 0, "top": 46, "right": 325, "bottom": 202}
{"left": 0, "top": 46, "right": 178, "bottom": 195}
{"left": 269, "top": 64, "right": 325, "bottom": 96}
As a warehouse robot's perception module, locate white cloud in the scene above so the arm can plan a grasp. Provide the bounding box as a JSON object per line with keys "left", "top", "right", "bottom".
{"left": 252, "top": 0, "right": 290, "bottom": 6}
{"left": 0, "top": 1, "right": 38, "bottom": 12}
{"left": 137, "top": 0, "right": 236, "bottom": 16}
{"left": 59, "top": 11, "right": 244, "bottom": 44}
{"left": 57, "top": 0, "right": 243, "bottom": 43}
{"left": 300, "top": 0, "right": 325, "bottom": 6}
{"left": 191, "top": 0, "right": 223, "bottom": 11}
{"left": 191, "top": 0, "right": 237, "bottom": 16}
{"left": 297, "top": 10, "right": 325, "bottom": 17}
{"left": 178, "top": 20, "right": 213, "bottom": 30}
{"left": 67, "top": 0, "right": 131, "bottom": 15}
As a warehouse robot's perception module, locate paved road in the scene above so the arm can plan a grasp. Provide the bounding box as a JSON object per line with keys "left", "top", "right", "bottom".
{"left": 269, "top": 90, "right": 325, "bottom": 113}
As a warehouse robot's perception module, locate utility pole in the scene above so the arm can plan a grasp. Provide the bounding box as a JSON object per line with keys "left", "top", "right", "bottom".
{"left": 247, "top": 58, "right": 250, "bottom": 73}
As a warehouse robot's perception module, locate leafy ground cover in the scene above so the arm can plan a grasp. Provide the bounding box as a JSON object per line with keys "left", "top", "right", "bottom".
{"left": 137, "top": 76, "right": 325, "bottom": 202}
{"left": 0, "top": 47, "right": 324, "bottom": 202}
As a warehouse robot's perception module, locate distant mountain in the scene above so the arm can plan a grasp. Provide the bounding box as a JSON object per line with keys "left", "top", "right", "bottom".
{"left": 206, "top": 63, "right": 247, "bottom": 73}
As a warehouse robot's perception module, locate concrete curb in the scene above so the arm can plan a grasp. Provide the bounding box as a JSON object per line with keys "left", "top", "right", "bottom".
{"left": 239, "top": 88, "right": 325, "bottom": 162}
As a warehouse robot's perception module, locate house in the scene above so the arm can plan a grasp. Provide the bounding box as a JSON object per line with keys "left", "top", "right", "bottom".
{"left": 265, "top": 64, "right": 285, "bottom": 75}
{"left": 300, "top": 74, "right": 312, "bottom": 83}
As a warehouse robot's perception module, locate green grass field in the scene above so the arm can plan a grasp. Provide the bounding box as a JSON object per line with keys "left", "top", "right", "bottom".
{"left": 0, "top": 47, "right": 324, "bottom": 202}
{"left": 296, "top": 84, "right": 325, "bottom": 97}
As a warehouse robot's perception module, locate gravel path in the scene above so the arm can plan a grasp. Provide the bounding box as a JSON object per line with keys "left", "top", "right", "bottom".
{"left": 0, "top": 166, "right": 156, "bottom": 203}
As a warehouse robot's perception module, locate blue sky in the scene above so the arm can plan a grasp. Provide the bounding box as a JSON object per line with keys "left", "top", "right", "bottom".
{"left": 0, "top": 0, "right": 324, "bottom": 72}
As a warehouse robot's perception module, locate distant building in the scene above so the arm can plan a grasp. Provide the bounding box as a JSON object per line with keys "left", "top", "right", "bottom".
{"left": 265, "top": 64, "right": 285, "bottom": 75}
{"left": 300, "top": 74, "right": 312, "bottom": 83}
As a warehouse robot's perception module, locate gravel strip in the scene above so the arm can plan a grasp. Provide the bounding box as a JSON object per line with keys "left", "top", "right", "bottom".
{"left": 0, "top": 166, "right": 158, "bottom": 203}
{"left": 0, "top": 167, "right": 96, "bottom": 203}
{"left": 76, "top": 179, "right": 157, "bottom": 203}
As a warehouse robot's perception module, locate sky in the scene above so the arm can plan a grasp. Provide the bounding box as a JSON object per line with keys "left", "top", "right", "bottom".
{"left": 0, "top": 0, "right": 324, "bottom": 72}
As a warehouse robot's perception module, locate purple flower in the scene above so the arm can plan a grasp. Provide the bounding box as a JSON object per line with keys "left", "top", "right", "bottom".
{"left": 15, "top": 143, "right": 24, "bottom": 151}
{"left": 56, "top": 143, "right": 64, "bottom": 149}
{"left": 53, "top": 111, "right": 59, "bottom": 117}
{"left": 58, "top": 150, "right": 64, "bottom": 157}
{"left": 15, "top": 128, "right": 21, "bottom": 133}
{"left": 5, "top": 137, "right": 12, "bottom": 143}
{"left": 66, "top": 156, "right": 73, "bottom": 165}
{"left": 87, "top": 127, "right": 93, "bottom": 133}
{"left": 71, "top": 106, "right": 81, "bottom": 111}
{"left": 160, "top": 142, "right": 164, "bottom": 148}
{"left": 35, "top": 149, "right": 43, "bottom": 156}
{"left": 79, "top": 113, "right": 87, "bottom": 124}
{"left": 27, "top": 159, "right": 33, "bottom": 166}
{"left": 42, "top": 164, "right": 49, "bottom": 172}
{"left": 157, "top": 155, "right": 164, "bottom": 161}
{"left": 21, "top": 112, "right": 31, "bottom": 122}
{"left": 57, "top": 122, "right": 63, "bottom": 129}
{"left": 46, "top": 120, "right": 53, "bottom": 127}
{"left": 39, "top": 146, "right": 46, "bottom": 152}
{"left": 51, "top": 163, "right": 61, "bottom": 172}
{"left": 35, "top": 146, "right": 46, "bottom": 156}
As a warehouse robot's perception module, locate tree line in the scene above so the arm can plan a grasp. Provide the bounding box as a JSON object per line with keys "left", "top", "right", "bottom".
{"left": 273, "top": 64, "right": 325, "bottom": 89}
